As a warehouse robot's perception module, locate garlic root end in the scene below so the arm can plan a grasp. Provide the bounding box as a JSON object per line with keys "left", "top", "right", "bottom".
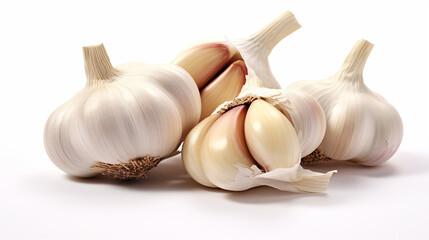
{"left": 91, "top": 151, "right": 180, "bottom": 180}
{"left": 301, "top": 149, "right": 332, "bottom": 164}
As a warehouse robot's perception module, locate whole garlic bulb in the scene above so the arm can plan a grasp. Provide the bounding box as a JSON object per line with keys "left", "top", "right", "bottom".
{"left": 288, "top": 40, "right": 403, "bottom": 166}
{"left": 44, "top": 44, "right": 201, "bottom": 179}
{"left": 173, "top": 10, "right": 301, "bottom": 120}
{"left": 182, "top": 76, "right": 334, "bottom": 192}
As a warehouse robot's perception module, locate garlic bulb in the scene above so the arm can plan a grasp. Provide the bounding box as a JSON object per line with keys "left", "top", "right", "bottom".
{"left": 44, "top": 44, "right": 201, "bottom": 179}
{"left": 182, "top": 76, "right": 334, "bottom": 192}
{"left": 288, "top": 40, "right": 403, "bottom": 166}
{"left": 173, "top": 10, "right": 301, "bottom": 120}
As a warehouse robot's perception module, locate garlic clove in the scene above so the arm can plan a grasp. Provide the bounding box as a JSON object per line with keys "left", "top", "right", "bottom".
{"left": 173, "top": 43, "right": 234, "bottom": 89}
{"left": 200, "top": 60, "right": 247, "bottom": 120}
{"left": 201, "top": 105, "right": 255, "bottom": 190}
{"left": 182, "top": 113, "right": 221, "bottom": 188}
{"left": 245, "top": 99, "right": 300, "bottom": 171}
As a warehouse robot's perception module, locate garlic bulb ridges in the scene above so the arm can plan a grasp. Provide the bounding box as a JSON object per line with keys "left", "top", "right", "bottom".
{"left": 245, "top": 99, "right": 300, "bottom": 171}
{"left": 268, "top": 89, "right": 327, "bottom": 157}
{"left": 44, "top": 44, "right": 201, "bottom": 179}
{"left": 288, "top": 39, "right": 403, "bottom": 166}
{"left": 115, "top": 63, "right": 201, "bottom": 139}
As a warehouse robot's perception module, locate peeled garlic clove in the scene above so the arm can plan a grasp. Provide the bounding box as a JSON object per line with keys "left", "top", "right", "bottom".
{"left": 173, "top": 43, "right": 234, "bottom": 89}
{"left": 44, "top": 44, "right": 201, "bottom": 180}
{"left": 200, "top": 60, "right": 247, "bottom": 119}
{"left": 288, "top": 39, "right": 403, "bottom": 166}
{"left": 245, "top": 99, "right": 300, "bottom": 171}
{"left": 201, "top": 105, "right": 255, "bottom": 190}
{"left": 182, "top": 114, "right": 221, "bottom": 188}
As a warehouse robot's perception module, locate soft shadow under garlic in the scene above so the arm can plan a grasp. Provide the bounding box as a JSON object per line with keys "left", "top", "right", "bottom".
{"left": 302, "top": 158, "right": 397, "bottom": 189}
{"left": 66, "top": 156, "right": 203, "bottom": 192}
{"left": 225, "top": 186, "right": 330, "bottom": 205}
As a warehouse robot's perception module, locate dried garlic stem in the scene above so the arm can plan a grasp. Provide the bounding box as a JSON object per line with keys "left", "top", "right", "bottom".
{"left": 248, "top": 10, "right": 302, "bottom": 54}
{"left": 233, "top": 11, "right": 301, "bottom": 89}
{"left": 83, "top": 44, "right": 120, "bottom": 85}
{"left": 337, "top": 39, "right": 374, "bottom": 82}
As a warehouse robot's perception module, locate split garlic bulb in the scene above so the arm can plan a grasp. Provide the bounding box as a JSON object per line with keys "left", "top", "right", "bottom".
{"left": 173, "top": 10, "right": 301, "bottom": 120}
{"left": 44, "top": 44, "right": 201, "bottom": 179}
{"left": 288, "top": 40, "right": 403, "bottom": 166}
{"left": 182, "top": 76, "right": 334, "bottom": 192}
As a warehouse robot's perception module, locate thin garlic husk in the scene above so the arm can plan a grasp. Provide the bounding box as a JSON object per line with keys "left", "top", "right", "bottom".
{"left": 288, "top": 39, "right": 403, "bottom": 166}
{"left": 182, "top": 76, "right": 334, "bottom": 192}
{"left": 173, "top": 10, "right": 301, "bottom": 120}
{"left": 44, "top": 44, "right": 201, "bottom": 179}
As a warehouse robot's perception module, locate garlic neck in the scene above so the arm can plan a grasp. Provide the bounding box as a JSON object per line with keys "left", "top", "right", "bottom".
{"left": 336, "top": 39, "right": 374, "bottom": 84}
{"left": 83, "top": 44, "right": 119, "bottom": 86}
{"left": 247, "top": 11, "right": 301, "bottom": 56}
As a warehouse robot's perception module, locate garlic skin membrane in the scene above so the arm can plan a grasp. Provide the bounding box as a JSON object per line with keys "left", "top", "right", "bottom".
{"left": 182, "top": 76, "right": 334, "bottom": 192}
{"left": 44, "top": 44, "right": 201, "bottom": 179}
{"left": 288, "top": 40, "right": 403, "bottom": 166}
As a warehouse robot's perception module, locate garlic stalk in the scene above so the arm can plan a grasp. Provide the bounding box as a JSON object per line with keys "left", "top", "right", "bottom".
{"left": 288, "top": 39, "right": 403, "bottom": 166}
{"left": 182, "top": 76, "right": 334, "bottom": 192}
{"left": 44, "top": 44, "right": 201, "bottom": 180}
{"left": 173, "top": 10, "right": 301, "bottom": 120}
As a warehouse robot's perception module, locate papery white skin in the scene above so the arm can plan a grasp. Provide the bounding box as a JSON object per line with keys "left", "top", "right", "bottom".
{"left": 44, "top": 44, "right": 201, "bottom": 177}
{"left": 288, "top": 40, "right": 403, "bottom": 166}
{"left": 116, "top": 63, "right": 201, "bottom": 139}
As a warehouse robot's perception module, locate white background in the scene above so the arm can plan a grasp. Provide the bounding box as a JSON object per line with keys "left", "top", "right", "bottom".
{"left": 0, "top": 0, "right": 428, "bottom": 239}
